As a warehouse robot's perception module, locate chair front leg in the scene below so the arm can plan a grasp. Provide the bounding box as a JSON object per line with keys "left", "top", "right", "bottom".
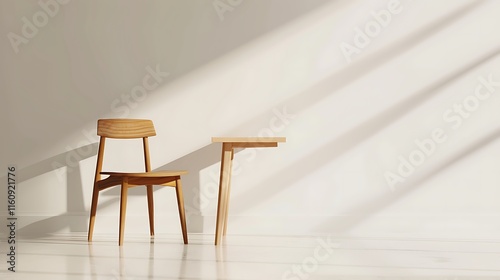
{"left": 146, "top": 185, "right": 155, "bottom": 236}
{"left": 88, "top": 183, "right": 100, "bottom": 242}
{"left": 119, "top": 178, "right": 129, "bottom": 246}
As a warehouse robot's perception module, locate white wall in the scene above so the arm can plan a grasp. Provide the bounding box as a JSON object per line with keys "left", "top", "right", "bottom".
{"left": 1, "top": 0, "right": 500, "bottom": 240}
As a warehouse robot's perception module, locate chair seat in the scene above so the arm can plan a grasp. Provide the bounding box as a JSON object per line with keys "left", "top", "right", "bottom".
{"left": 97, "top": 171, "right": 188, "bottom": 191}
{"left": 101, "top": 170, "right": 188, "bottom": 177}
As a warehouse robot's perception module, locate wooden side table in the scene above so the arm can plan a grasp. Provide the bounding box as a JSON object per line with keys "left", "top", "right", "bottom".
{"left": 211, "top": 137, "right": 286, "bottom": 245}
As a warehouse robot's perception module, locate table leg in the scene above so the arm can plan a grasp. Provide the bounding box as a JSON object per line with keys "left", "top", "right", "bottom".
{"left": 222, "top": 149, "right": 234, "bottom": 236}
{"left": 215, "top": 143, "right": 233, "bottom": 245}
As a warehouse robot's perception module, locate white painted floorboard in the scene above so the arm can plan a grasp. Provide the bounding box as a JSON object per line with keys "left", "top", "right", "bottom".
{"left": 2, "top": 234, "right": 500, "bottom": 279}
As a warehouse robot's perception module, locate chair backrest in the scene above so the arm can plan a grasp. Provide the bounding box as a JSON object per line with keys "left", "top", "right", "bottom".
{"left": 94, "top": 119, "right": 156, "bottom": 181}
{"left": 97, "top": 119, "right": 156, "bottom": 139}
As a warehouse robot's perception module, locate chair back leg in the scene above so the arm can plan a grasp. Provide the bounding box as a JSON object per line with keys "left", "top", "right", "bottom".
{"left": 175, "top": 178, "right": 188, "bottom": 244}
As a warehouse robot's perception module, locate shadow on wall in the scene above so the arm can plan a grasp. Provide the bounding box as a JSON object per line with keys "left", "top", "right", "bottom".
{"left": 1, "top": 0, "right": 335, "bottom": 167}
{"left": 313, "top": 128, "right": 500, "bottom": 234}
{"left": 223, "top": 0, "right": 494, "bottom": 215}
{"left": 159, "top": 0, "right": 494, "bottom": 234}
{"left": 0, "top": 0, "right": 335, "bottom": 238}
{"left": 229, "top": 48, "right": 500, "bottom": 219}
{"left": 11, "top": 141, "right": 244, "bottom": 237}
{"left": 3, "top": 0, "right": 492, "bottom": 238}
{"left": 1, "top": 144, "right": 97, "bottom": 237}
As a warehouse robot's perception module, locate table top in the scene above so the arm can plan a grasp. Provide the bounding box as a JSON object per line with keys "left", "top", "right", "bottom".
{"left": 212, "top": 137, "right": 286, "bottom": 143}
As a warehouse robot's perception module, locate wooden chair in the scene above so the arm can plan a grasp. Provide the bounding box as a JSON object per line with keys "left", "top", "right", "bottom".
{"left": 87, "top": 119, "right": 188, "bottom": 245}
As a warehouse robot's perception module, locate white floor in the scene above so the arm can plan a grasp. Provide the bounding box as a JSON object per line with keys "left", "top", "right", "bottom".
{"left": 2, "top": 234, "right": 500, "bottom": 279}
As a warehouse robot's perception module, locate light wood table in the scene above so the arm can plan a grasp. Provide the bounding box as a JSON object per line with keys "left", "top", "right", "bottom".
{"left": 211, "top": 137, "right": 286, "bottom": 245}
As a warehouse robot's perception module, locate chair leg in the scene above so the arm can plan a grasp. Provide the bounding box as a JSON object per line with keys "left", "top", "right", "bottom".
{"left": 119, "top": 178, "right": 129, "bottom": 246}
{"left": 175, "top": 178, "right": 188, "bottom": 244}
{"left": 88, "top": 184, "right": 100, "bottom": 242}
{"left": 146, "top": 185, "right": 155, "bottom": 236}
